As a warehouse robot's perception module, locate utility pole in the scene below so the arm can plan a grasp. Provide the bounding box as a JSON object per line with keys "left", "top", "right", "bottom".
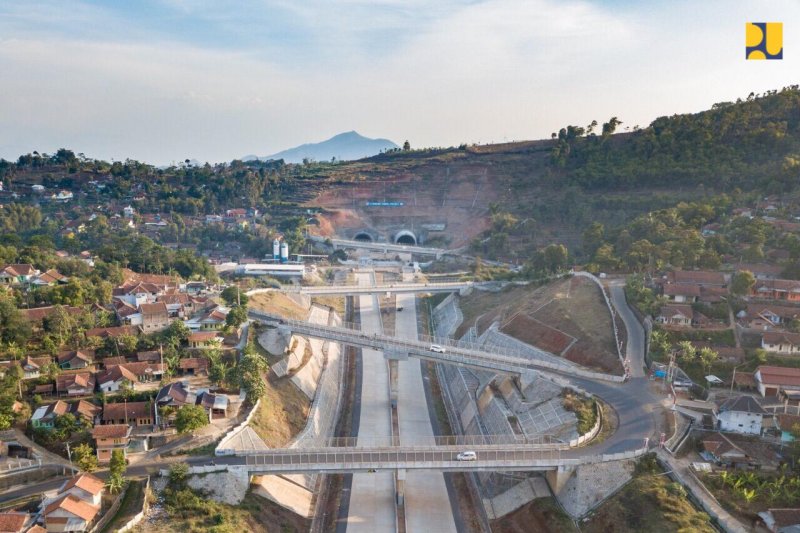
{"left": 65, "top": 441, "right": 73, "bottom": 470}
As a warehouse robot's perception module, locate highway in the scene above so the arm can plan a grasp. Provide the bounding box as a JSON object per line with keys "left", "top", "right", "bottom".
{"left": 394, "top": 292, "right": 456, "bottom": 532}
{"left": 325, "top": 237, "right": 444, "bottom": 257}
{"left": 343, "top": 272, "right": 396, "bottom": 533}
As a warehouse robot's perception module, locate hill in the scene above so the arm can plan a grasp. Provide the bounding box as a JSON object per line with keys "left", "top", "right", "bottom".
{"left": 251, "top": 131, "right": 399, "bottom": 163}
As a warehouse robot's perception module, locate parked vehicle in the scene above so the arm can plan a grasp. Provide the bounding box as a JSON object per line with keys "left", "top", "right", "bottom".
{"left": 430, "top": 344, "right": 446, "bottom": 353}
{"left": 456, "top": 451, "right": 477, "bottom": 461}
{"left": 397, "top": 306, "right": 404, "bottom": 312}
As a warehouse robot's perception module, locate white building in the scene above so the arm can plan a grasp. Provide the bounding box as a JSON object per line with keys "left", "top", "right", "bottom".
{"left": 715, "top": 396, "right": 766, "bottom": 435}
{"left": 234, "top": 263, "right": 306, "bottom": 279}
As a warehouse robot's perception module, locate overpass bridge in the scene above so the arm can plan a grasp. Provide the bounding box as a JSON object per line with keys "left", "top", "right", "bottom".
{"left": 324, "top": 237, "right": 445, "bottom": 257}
{"left": 238, "top": 444, "right": 647, "bottom": 474}
{"left": 248, "top": 281, "right": 476, "bottom": 296}
{"left": 248, "top": 310, "right": 623, "bottom": 382}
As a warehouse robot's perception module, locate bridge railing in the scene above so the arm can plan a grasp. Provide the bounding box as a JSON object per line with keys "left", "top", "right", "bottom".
{"left": 300, "top": 434, "right": 564, "bottom": 448}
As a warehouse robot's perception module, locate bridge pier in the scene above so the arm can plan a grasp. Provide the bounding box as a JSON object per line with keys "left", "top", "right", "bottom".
{"left": 389, "top": 359, "right": 399, "bottom": 408}
{"left": 395, "top": 468, "right": 406, "bottom": 506}
{"left": 546, "top": 459, "right": 636, "bottom": 518}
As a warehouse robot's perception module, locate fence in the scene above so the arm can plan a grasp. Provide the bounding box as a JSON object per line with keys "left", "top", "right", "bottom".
{"left": 573, "top": 272, "right": 626, "bottom": 370}
{"left": 116, "top": 477, "right": 151, "bottom": 533}
{"left": 567, "top": 402, "right": 603, "bottom": 448}
{"left": 0, "top": 458, "right": 40, "bottom": 475}
{"left": 215, "top": 398, "right": 262, "bottom": 456}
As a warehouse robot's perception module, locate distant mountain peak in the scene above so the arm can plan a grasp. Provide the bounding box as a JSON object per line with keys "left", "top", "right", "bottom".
{"left": 249, "top": 131, "right": 398, "bottom": 164}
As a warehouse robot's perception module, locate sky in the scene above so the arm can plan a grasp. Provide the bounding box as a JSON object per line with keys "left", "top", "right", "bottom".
{"left": 0, "top": 0, "right": 798, "bottom": 165}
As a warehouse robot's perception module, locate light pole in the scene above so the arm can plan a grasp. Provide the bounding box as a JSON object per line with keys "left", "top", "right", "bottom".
{"left": 730, "top": 363, "right": 746, "bottom": 393}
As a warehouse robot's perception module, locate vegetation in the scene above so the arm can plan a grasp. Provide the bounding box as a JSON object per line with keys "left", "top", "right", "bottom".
{"left": 584, "top": 453, "right": 714, "bottom": 533}
{"left": 175, "top": 405, "right": 209, "bottom": 434}
{"left": 106, "top": 449, "right": 127, "bottom": 494}
{"left": 562, "top": 392, "right": 598, "bottom": 435}
{"left": 72, "top": 442, "right": 98, "bottom": 472}
{"left": 702, "top": 468, "right": 800, "bottom": 520}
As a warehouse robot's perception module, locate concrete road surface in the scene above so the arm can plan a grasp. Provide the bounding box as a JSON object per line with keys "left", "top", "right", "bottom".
{"left": 345, "top": 272, "right": 396, "bottom": 532}
{"left": 608, "top": 282, "right": 646, "bottom": 377}
{"left": 395, "top": 292, "right": 457, "bottom": 533}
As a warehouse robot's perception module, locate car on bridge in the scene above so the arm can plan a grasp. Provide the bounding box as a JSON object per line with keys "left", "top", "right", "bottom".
{"left": 430, "top": 344, "right": 446, "bottom": 353}
{"left": 456, "top": 451, "right": 477, "bottom": 461}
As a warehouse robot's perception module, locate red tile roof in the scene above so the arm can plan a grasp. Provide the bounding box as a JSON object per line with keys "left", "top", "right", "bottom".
{"left": 91, "top": 424, "right": 130, "bottom": 439}
{"left": 60, "top": 473, "right": 105, "bottom": 497}
{"left": 85, "top": 325, "right": 139, "bottom": 338}
{"left": 44, "top": 493, "right": 100, "bottom": 522}
{"left": 0, "top": 512, "right": 29, "bottom": 532}
{"left": 757, "top": 366, "right": 800, "bottom": 387}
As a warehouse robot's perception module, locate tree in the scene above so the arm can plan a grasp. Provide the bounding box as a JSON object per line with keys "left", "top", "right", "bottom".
{"left": 73, "top": 442, "right": 98, "bottom": 472}
{"left": 107, "top": 448, "right": 127, "bottom": 493}
{"left": 220, "top": 286, "right": 247, "bottom": 307}
{"left": 677, "top": 341, "right": 696, "bottom": 364}
{"left": 402, "top": 140, "right": 411, "bottom": 151}
{"left": 169, "top": 462, "right": 189, "bottom": 485}
{"left": 226, "top": 305, "right": 247, "bottom": 329}
{"left": 730, "top": 270, "right": 756, "bottom": 296}
{"left": 235, "top": 346, "right": 269, "bottom": 401}
{"left": 697, "top": 347, "right": 719, "bottom": 376}
{"left": 0, "top": 296, "right": 31, "bottom": 347}
{"left": 175, "top": 404, "right": 208, "bottom": 434}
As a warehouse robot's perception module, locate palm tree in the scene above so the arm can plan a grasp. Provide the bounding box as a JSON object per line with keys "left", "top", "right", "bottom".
{"left": 677, "top": 341, "right": 696, "bottom": 363}
{"left": 105, "top": 474, "right": 124, "bottom": 494}
{"left": 741, "top": 487, "right": 757, "bottom": 504}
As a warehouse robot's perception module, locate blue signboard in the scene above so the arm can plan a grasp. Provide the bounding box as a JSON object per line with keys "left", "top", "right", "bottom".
{"left": 366, "top": 201, "right": 404, "bottom": 207}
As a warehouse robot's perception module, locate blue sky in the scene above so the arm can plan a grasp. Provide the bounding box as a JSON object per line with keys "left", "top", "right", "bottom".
{"left": 0, "top": 0, "right": 798, "bottom": 164}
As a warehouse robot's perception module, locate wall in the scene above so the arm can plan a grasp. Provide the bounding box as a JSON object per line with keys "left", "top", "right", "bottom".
{"left": 116, "top": 477, "right": 151, "bottom": 533}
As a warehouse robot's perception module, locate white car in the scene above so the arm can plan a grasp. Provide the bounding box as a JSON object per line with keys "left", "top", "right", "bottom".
{"left": 430, "top": 344, "right": 446, "bottom": 353}
{"left": 456, "top": 451, "right": 477, "bottom": 461}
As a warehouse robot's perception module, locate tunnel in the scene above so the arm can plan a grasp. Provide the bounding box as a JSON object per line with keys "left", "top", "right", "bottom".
{"left": 354, "top": 232, "right": 374, "bottom": 242}
{"left": 394, "top": 230, "right": 417, "bottom": 245}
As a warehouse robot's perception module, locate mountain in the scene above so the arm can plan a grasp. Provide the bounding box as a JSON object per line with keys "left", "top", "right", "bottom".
{"left": 253, "top": 131, "right": 399, "bottom": 164}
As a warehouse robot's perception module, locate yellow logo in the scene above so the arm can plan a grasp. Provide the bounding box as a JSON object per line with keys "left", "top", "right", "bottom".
{"left": 747, "top": 22, "right": 783, "bottom": 60}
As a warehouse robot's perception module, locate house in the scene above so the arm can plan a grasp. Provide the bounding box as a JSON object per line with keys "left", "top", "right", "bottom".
{"left": 698, "top": 286, "right": 729, "bottom": 304}
{"left": 655, "top": 305, "right": 693, "bottom": 327}
{"left": 71, "top": 400, "right": 101, "bottom": 425}
{"left": 21, "top": 356, "right": 52, "bottom": 380}
{"left": 779, "top": 389, "right": 800, "bottom": 407}
{"left": 0, "top": 512, "right": 32, "bottom": 532}
{"left": 100, "top": 356, "right": 127, "bottom": 368}
{"left": 30, "top": 401, "right": 70, "bottom": 430}
{"left": 55, "top": 373, "right": 95, "bottom": 396}
{"left": 156, "top": 293, "right": 191, "bottom": 318}
{"left": 775, "top": 414, "right": 800, "bottom": 443}
{"left": 136, "top": 351, "right": 161, "bottom": 363}
{"left": 758, "top": 508, "right": 800, "bottom": 533}
{"left": 22, "top": 306, "right": 82, "bottom": 330}
{"left": 735, "top": 263, "right": 783, "bottom": 280}
{"left": 187, "top": 331, "right": 222, "bottom": 349}
{"left": 714, "top": 396, "right": 767, "bottom": 435}
{"left": 662, "top": 284, "right": 700, "bottom": 303}
{"left": 0, "top": 264, "right": 39, "bottom": 285}
{"left": 31, "top": 269, "right": 68, "bottom": 286}
{"left": 56, "top": 350, "right": 93, "bottom": 370}
{"left": 700, "top": 431, "right": 779, "bottom": 470}
{"left": 184, "top": 281, "right": 207, "bottom": 295}
{"left": 754, "top": 366, "right": 800, "bottom": 397}
{"left": 101, "top": 401, "right": 155, "bottom": 427}
{"left": 666, "top": 270, "right": 727, "bottom": 287}
{"left": 84, "top": 325, "right": 139, "bottom": 339}
{"left": 32, "top": 383, "right": 54, "bottom": 396}
{"left": 43, "top": 493, "right": 99, "bottom": 532}
{"left": 111, "top": 281, "right": 162, "bottom": 307}
{"left": 91, "top": 424, "right": 131, "bottom": 462}
{"left": 762, "top": 331, "right": 800, "bottom": 354}
{"left": 179, "top": 357, "right": 208, "bottom": 376}
{"left": 187, "top": 306, "right": 229, "bottom": 331}
{"left": 741, "top": 304, "right": 800, "bottom": 329}
{"left": 138, "top": 302, "right": 170, "bottom": 333}
{"left": 113, "top": 300, "right": 141, "bottom": 326}
{"left": 58, "top": 473, "right": 104, "bottom": 507}
{"left": 155, "top": 381, "right": 229, "bottom": 420}
{"left": 752, "top": 279, "right": 800, "bottom": 302}
{"left": 96, "top": 365, "right": 137, "bottom": 393}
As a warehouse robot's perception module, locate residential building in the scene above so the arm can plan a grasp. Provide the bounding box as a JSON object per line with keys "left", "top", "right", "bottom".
{"left": 186, "top": 306, "right": 229, "bottom": 331}
{"left": 30, "top": 401, "right": 70, "bottom": 430}
{"left": 96, "top": 365, "right": 137, "bottom": 393}
{"left": 58, "top": 473, "right": 104, "bottom": 507}
{"left": 71, "top": 400, "right": 101, "bottom": 425}
{"left": 0, "top": 512, "right": 31, "bottom": 532}
{"left": 101, "top": 401, "right": 155, "bottom": 427}
{"left": 735, "top": 263, "right": 783, "bottom": 280}
{"left": 179, "top": 358, "right": 208, "bottom": 375}
{"left": 84, "top": 325, "right": 139, "bottom": 339}
{"left": 715, "top": 396, "right": 767, "bottom": 435}
{"left": 55, "top": 373, "right": 95, "bottom": 396}
{"left": 56, "top": 351, "right": 93, "bottom": 371}
{"left": 22, "top": 306, "right": 82, "bottom": 331}
{"left": 187, "top": 331, "right": 222, "bottom": 348}
{"left": 0, "top": 264, "right": 39, "bottom": 285}
{"left": 762, "top": 331, "right": 800, "bottom": 354}
{"left": 700, "top": 431, "right": 779, "bottom": 469}
{"left": 740, "top": 304, "right": 800, "bottom": 330}
{"left": 111, "top": 281, "right": 162, "bottom": 307}
{"left": 758, "top": 509, "right": 800, "bottom": 533}
{"left": 91, "top": 424, "right": 131, "bottom": 463}
{"left": 655, "top": 305, "right": 693, "bottom": 327}
{"left": 754, "top": 366, "right": 800, "bottom": 397}
{"left": 43, "top": 494, "right": 99, "bottom": 532}
{"left": 752, "top": 279, "right": 800, "bottom": 302}
{"left": 21, "top": 356, "right": 52, "bottom": 380}
{"left": 138, "top": 302, "right": 170, "bottom": 333}
{"left": 155, "top": 381, "right": 229, "bottom": 420}
{"left": 666, "top": 270, "right": 727, "bottom": 287}
{"left": 31, "top": 269, "right": 68, "bottom": 286}
{"left": 775, "top": 414, "right": 800, "bottom": 443}
{"left": 662, "top": 284, "right": 700, "bottom": 303}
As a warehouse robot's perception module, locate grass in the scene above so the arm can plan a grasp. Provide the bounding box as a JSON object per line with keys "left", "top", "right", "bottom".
{"left": 247, "top": 326, "right": 310, "bottom": 447}
{"left": 248, "top": 292, "right": 308, "bottom": 320}
{"left": 561, "top": 391, "right": 597, "bottom": 435}
{"left": 100, "top": 479, "right": 146, "bottom": 533}
{"left": 311, "top": 295, "right": 345, "bottom": 315}
{"left": 583, "top": 454, "right": 714, "bottom": 533}
{"left": 491, "top": 497, "right": 578, "bottom": 533}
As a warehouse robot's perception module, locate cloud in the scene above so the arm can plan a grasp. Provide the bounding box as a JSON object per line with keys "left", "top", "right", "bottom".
{"left": 0, "top": 0, "right": 798, "bottom": 163}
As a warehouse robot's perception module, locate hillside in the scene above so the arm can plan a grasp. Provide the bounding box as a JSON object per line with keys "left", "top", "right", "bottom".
{"left": 251, "top": 131, "right": 399, "bottom": 163}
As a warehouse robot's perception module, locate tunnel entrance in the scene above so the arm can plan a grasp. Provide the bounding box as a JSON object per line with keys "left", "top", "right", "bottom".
{"left": 354, "top": 232, "right": 374, "bottom": 242}
{"left": 394, "top": 230, "right": 417, "bottom": 245}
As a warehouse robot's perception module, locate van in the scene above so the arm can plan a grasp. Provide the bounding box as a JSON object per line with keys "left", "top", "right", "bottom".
{"left": 456, "top": 451, "right": 477, "bottom": 461}
{"left": 430, "top": 344, "right": 446, "bottom": 353}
